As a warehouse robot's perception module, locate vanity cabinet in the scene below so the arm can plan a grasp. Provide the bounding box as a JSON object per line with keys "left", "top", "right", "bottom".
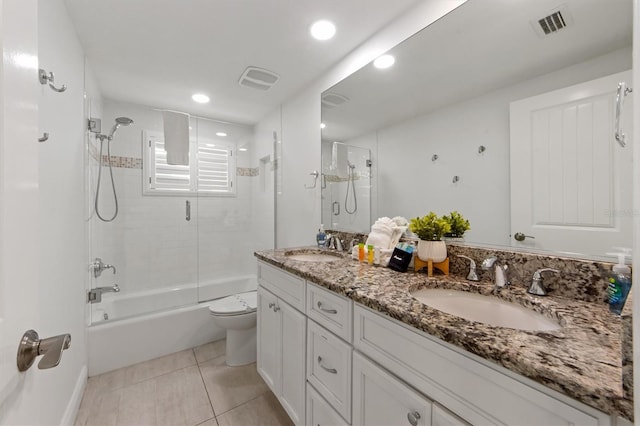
{"left": 353, "top": 305, "right": 609, "bottom": 426}
{"left": 257, "top": 263, "right": 306, "bottom": 426}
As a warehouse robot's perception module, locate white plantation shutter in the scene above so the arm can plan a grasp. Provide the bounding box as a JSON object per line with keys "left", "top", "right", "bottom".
{"left": 197, "top": 141, "right": 235, "bottom": 194}
{"left": 143, "top": 130, "right": 236, "bottom": 196}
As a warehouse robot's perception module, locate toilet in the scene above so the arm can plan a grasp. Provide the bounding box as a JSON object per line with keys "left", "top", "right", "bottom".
{"left": 208, "top": 290, "right": 257, "bottom": 366}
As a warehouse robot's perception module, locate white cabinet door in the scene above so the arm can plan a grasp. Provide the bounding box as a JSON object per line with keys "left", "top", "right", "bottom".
{"left": 510, "top": 70, "right": 633, "bottom": 255}
{"left": 279, "top": 300, "right": 306, "bottom": 425}
{"left": 257, "top": 286, "right": 280, "bottom": 395}
{"left": 432, "top": 403, "right": 470, "bottom": 426}
{"left": 352, "top": 352, "right": 432, "bottom": 426}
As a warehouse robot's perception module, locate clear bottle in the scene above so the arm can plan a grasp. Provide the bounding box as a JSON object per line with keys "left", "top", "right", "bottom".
{"left": 607, "top": 250, "right": 632, "bottom": 315}
{"left": 316, "top": 224, "right": 327, "bottom": 247}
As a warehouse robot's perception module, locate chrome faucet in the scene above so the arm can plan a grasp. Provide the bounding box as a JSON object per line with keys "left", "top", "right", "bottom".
{"left": 326, "top": 234, "right": 344, "bottom": 251}
{"left": 528, "top": 268, "right": 560, "bottom": 296}
{"left": 481, "top": 256, "right": 511, "bottom": 293}
{"left": 456, "top": 255, "right": 479, "bottom": 281}
{"left": 87, "top": 284, "right": 120, "bottom": 303}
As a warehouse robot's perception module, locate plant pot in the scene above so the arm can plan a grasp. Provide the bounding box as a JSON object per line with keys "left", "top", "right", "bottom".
{"left": 417, "top": 240, "right": 447, "bottom": 263}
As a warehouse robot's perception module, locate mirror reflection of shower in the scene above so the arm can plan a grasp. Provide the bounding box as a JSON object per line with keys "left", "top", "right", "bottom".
{"left": 345, "top": 161, "right": 357, "bottom": 214}
{"left": 321, "top": 141, "right": 371, "bottom": 233}
{"left": 90, "top": 117, "right": 134, "bottom": 222}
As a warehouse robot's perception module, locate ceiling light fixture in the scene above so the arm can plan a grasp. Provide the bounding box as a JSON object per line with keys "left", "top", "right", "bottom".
{"left": 320, "top": 123, "right": 326, "bottom": 129}
{"left": 374, "top": 55, "right": 395, "bottom": 69}
{"left": 192, "top": 93, "right": 210, "bottom": 103}
{"left": 310, "top": 20, "right": 336, "bottom": 41}
{"left": 216, "top": 132, "right": 227, "bottom": 137}
{"left": 239, "top": 148, "right": 248, "bottom": 152}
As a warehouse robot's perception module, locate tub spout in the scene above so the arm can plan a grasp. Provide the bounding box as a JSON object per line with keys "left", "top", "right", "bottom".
{"left": 88, "top": 284, "right": 120, "bottom": 304}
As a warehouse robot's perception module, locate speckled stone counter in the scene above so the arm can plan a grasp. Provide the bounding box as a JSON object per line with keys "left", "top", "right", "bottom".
{"left": 255, "top": 247, "right": 633, "bottom": 421}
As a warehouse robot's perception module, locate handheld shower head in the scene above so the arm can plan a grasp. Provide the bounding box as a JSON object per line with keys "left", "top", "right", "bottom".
{"left": 108, "top": 117, "right": 134, "bottom": 139}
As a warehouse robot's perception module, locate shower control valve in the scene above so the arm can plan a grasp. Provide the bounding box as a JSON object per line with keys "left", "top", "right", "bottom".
{"left": 90, "top": 257, "right": 116, "bottom": 278}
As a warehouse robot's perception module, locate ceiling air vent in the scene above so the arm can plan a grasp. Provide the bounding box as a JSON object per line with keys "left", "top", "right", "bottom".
{"left": 321, "top": 92, "right": 349, "bottom": 109}
{"left": 238, "top": 66, "right": 279, "bottom": 91}
{"left": 532, "top": 6, "right": 573, "bottom": 37}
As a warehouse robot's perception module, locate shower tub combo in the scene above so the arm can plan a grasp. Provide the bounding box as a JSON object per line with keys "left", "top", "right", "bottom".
{"left": 87, "top": 275, "right": 257, "bottom": 376}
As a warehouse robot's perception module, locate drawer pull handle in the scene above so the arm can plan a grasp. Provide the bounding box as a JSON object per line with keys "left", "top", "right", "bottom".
{"left": 407, "top": 411, "right": 421, "bottom": 426}
{"left": 317, "top": 301, "right": 337, "bottom": 314}
{"left": 317, "top": 356, "right": 337, "bottom": 374}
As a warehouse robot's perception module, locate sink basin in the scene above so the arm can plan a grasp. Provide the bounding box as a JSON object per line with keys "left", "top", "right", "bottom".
{"left": 410, "top": 289, "right": 561, "bottom": 331}
{"left": 285, "top": 252, "right": 341, "bottom": 262}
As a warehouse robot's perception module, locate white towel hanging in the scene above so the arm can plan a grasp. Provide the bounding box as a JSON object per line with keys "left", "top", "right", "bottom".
{"left": 162, "top": 111, "right": 190, "bottom": 165}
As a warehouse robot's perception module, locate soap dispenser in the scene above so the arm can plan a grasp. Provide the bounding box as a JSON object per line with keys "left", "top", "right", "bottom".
{"left": 606, "top": 248, "right": 632, "bottom": 315}
{"left": 316, "top": 224, "right": 327, "bottom": 247}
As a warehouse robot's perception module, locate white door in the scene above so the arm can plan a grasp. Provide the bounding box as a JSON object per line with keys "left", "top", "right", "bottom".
{"left": 510, "top": 70, "right": 633, "bottom": 256}
{"left": 0, "top": 0, "right": 44, "bottom": 422}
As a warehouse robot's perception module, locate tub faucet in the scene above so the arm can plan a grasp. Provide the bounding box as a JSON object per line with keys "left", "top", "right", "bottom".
{"left": 87, "top": 284, "right": 120, "bottom": 304}
{"left": 90, "top": 257, "right": 116, "bottom": 278}
{"left": 481, "top": 257, "right": 511, "bottom": 293}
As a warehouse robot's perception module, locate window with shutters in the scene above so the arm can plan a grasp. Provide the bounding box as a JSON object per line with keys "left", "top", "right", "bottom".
{"left": 143, "top": 130, "right": 236, "bottom": 196}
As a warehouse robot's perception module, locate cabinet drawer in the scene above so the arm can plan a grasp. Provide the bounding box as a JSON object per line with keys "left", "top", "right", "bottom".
{"left": 257, "top": 261, "right": 305, "bottom": 312}
{"left": 354, "top": 305, "right": 603, "bottom": 426}
{"left": 353, "top": 351, "right": 431, "bottom": 426}
{"left": 432, "top": 403, "right": 470, "bottom": 426}
{"left": 307, "top": 282, "right": 353, "bottom": 342}
{"left": 307, "top": 320, "right": 352, "bottom": 422}
{"left": 307, "top": 383, "right": 350, "bottom": 426}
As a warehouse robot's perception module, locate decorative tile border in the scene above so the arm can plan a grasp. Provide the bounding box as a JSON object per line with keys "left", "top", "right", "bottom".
{"left": 237, "top": 167, "right": 259, "bottom": 177}
{"left": 102, "top": 155, "right": 142, "bottom": 169}
{"left": 92, "top": 153, "right": 260, "bottom": 176}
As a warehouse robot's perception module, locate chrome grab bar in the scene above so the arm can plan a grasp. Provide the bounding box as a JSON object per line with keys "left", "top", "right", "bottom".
{"left": 317, "top": 356, "right": 337, "bottom": 374}
{"left": 615, "top": 82, "right": 633, "bottom": 147}
{"left": 186, "top": 200, "right": 191, "bottom": 221}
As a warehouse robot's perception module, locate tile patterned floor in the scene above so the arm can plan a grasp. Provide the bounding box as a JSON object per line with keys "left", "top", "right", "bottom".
{"left": 75, "top": 341, "right": 293, "bottom": 426}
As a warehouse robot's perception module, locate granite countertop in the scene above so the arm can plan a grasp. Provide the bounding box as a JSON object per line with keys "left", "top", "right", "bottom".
{"left": 255, "top": 247, "right": 632, "bottom": 421}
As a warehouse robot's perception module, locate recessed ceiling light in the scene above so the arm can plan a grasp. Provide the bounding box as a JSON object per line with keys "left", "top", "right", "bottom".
{"left": 192, "top": 93, "right": 210, "bottom": 103}
{"left": 216, "top": 132, "right": 227, "bottom": 137}
{"left": 239, "top": 148, "right": 248, "bottom": 152}
{"left": 310, "top": 20, "right": 336, "bottom": 41}
{"left": 320, "top": 123, "right": 326, "bottom": 129}
{"left": 374, "top": 55, "right": 395, "bottom": 69}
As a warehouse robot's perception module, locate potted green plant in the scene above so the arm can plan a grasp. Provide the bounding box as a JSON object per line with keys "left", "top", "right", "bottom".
{"left": 409, "top": 213, "right": 451, "bottom": 262}
{"left": 444, "top": 211, "right": 470, "bottom": 239}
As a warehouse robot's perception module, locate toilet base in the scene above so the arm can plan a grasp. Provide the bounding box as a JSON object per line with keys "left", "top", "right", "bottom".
{"left": 225, "top": 326, "right": 257, "bottom": 366}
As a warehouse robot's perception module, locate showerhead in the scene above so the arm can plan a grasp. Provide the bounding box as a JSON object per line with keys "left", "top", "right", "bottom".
{"left": 108, "top": 117, "right": 134, "bottom": 139}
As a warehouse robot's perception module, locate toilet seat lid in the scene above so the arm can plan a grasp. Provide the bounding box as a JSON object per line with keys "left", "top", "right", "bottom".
{"left": 209, "top": 290, "right": 257, "bottom": 315}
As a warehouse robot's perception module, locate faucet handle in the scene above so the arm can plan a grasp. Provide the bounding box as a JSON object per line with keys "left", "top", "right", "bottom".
{"left": 532, "top": 268, "right": 560, "bottom": 280}
{"left": 529, "top": 268, "right": 560, "bottom": 296}
{"left": 456, "top": 255, "right": 479, "bottom": 281}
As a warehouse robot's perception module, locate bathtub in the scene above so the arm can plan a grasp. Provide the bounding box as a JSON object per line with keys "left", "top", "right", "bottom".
{"left": 87, "top": 275, "right": 256, "bottom": 376}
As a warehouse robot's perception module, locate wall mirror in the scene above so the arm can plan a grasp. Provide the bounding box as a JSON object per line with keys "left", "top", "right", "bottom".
{"left": 321, "top": 0, "right": 633, "bottom": 260}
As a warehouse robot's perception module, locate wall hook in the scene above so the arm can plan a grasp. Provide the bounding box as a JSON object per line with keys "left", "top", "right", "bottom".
{"left": 478, "top": 145, "right": 486, "bottom": 154}
{"left": 305, "top": 171, "right": 319, "bottom": 189}
{"left": 431, "top": 154, "right": 439, "bottom": 162}
{"left": 452, "top": 175, "right": 460, "bottom": 184}
{"left": 39, "top": 69, "right": 67, "bottom": 93}
{"left": 38, "top": 132, "right": 49, "bottom": 143}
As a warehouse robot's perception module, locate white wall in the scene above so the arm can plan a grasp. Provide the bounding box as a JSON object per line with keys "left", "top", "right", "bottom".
{"left": 37, "top": 0, "right": 88, "bottom": 423}
{"left": 369, "top": 47, "right": 631, "bottom": 247}
{"left": 256, "top": 0, "right": 466, "bottom": 246}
